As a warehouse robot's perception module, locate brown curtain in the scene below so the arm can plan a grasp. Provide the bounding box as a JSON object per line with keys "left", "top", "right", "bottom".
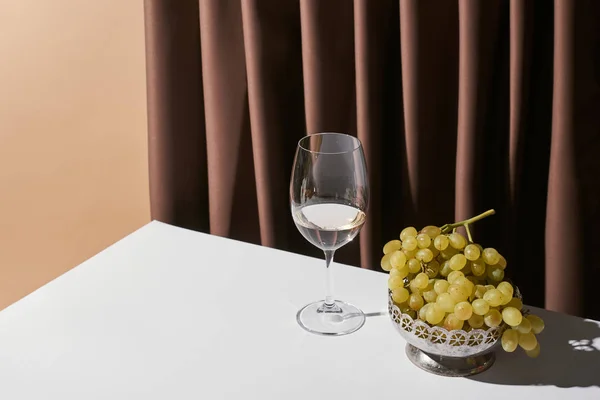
{"left": 143, "top": 0, "right": 600, "bottom": 320}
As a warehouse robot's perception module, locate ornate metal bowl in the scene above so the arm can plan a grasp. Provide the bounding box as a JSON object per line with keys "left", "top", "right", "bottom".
{"left": 388, "top": 290, "right": 509, "bottom": 377}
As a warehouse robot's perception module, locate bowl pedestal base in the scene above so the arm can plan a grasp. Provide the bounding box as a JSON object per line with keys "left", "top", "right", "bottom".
{"left": 405, "top": 344, "right": 495, "bottom": 377}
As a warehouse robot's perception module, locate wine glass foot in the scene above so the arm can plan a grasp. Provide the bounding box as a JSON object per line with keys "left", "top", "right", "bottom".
{"left": 296, "top": 300, "right": 365, "bottom": 336}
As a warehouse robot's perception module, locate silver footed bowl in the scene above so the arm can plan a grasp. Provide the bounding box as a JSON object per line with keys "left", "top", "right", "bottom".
{"left": 388, "top": 290, "right": 506, "bottom": 358}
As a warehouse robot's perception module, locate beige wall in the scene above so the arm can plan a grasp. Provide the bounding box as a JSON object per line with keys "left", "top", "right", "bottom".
{"left": 0, "top": 2, "right": 150, "bottom": 309}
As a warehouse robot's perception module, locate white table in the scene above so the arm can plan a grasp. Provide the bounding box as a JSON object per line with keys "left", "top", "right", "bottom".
{"left": 0, "top": 221, "right": 598, "bottom": 399}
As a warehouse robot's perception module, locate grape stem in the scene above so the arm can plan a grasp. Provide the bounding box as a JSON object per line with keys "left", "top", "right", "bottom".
{"left": 440, "top": 209, "right": 496, "bottom": 234}
{"left": 465, "top": 223, "right": 473, "bottom": 242}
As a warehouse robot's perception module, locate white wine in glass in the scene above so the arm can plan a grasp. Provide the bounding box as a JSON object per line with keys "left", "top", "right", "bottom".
{"left": 290, "top": 132, "right": 369, "bottom": 336}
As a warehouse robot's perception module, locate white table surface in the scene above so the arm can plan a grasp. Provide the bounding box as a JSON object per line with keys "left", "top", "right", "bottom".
{"left": 0, "top": 221, "right": 598, "bottom": 399}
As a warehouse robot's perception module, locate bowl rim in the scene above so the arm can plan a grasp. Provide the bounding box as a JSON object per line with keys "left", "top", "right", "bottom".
{"left": 387, "top": 290, "right": 510, "bottom": 356}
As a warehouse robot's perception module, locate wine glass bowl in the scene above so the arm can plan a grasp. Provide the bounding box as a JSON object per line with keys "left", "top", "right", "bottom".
{"left": 290, "top": 133, "right": 369, "bottom": 336}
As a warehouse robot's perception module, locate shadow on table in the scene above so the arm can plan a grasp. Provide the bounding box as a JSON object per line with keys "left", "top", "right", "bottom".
{"left": 470, "top": 316, "right": 600, "bottom": 388}
{"left": 364, "top": 311, "right": 387, "bottom": 318}
{"left": 340, "top": 311, "right": 387, "bottom": 321}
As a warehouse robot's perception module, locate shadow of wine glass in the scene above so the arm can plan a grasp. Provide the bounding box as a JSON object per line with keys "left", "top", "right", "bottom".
{"left": 336, "top": 310, "right": 387, "bottom": 321}
{"left": 469, "top": 308, "right": 600, "bottom": 388}
{"left": 364, "top": 311, "right": 387, "bottom": 318}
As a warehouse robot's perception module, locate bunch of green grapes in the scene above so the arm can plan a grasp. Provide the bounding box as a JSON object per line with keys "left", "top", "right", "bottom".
{"left": 381, "top": 210, "right": 545, "bottom": 358}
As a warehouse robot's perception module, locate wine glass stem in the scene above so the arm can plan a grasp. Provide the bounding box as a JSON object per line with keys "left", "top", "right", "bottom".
{"left": 323, "top": 250, "right": 335, "bottom": 307}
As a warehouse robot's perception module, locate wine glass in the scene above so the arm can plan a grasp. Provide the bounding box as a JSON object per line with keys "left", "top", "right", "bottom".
{"left": 290, "top": 132, "right": 369, "bottom": 336}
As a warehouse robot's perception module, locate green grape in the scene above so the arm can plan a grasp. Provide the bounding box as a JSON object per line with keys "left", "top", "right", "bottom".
{"left": 483, "top": 289, "right": 503, "bottom": 307}
{"left": 423, "top": 288, "right": 438, "bottom": 303}
{"left": 390, "top": 250, "right": 407, "bottom": 269}
{"left": 434, "top": 235, "right": 449, "bottom": 250}
{"left": 421, "top": 225, "right": 441, "bottom": 239}
{"left": 472, "top": 299, "right": 490, "bottom": 316}
{"left": 443, "top": 313, "right": 464, "bottom": 330}
{"left": 440, "top": 261, "right": 453, "bottom": 277}
{"left": 497, "top": 254, "right": 507, "bottom": 270}
{"left": 389, "top": 266, "right": 409, "bottom": 280}
{"left": 484, "top": 309, "right": 502, "bottom": 328}
{"left": 526, "top": 315, "right": 545, "bottom": 334}
{"left": 466, "top": 275, "right": 479, "bottom": 285}
{"left": 424, "top": 279, "right": 435, "bottom": 291}
{"left": 400, "top": 227, "right": 418, "bottom": 241}
{"left": 497, "top": 281, "right": 514, "bottom": 299}
{"left": 525, "top": 342, "right": 540, "bottom": 358}
{"left": 434, "top": 279, "right": 450, "bottom": 294}
{"left": 436, "top": 293, "right": 456, "bottom": 313}
{"left": 516, "top": 317, "right": 532, "bottom": 334}
{"left": 380, "top": 253, "right": 393, "bottom": 271}
{"left": 458, "top": 283, "right": 474, "bottom": 301}
{"left": 399, "top": 303, "right": 412, "bottom": 314}
{"left": 414, "top": 272, "right": 430, "bottom": 289}
{"left": 426, "top": 303, "right": 445, "bottom": 325}
{"left": 502, "top": 307, "right": 523, "bottom": 327}
{"left": 448, "top": 232, "right": 467, "bottom": 249}
{"left": 500, "top": 292, "right": 512, "bottom": 305}
{"left": 407, "top": 258, "right": 421, "bottom": 274}
{"left": 461, "top": 261, "right": 472, "bottom": 275}
{"left": 403, "top": 248, "right": 417, "bottom": 259}
{"left": 440, "top": 247, "right": 459, "bottom": 260}
{"left": 383, "top": 239, "right": 402, "bottom": 255}
{"left": 391, "top": 287, "right": 410, "bottom": 303}
{"left": 449, "top": 254, "right": 467, "bottom": 271}
{"left": 416, "top": 233, "right": 432, "bottom": 249}
{"left": 487, "top": 266, "right": 504, "bottom": 282}
{"left": 388, "top": 276, "right": 405, "bottom": 290}
{"left": 506, "top": 297, "right": 523, "bottom": 310}
{"left": 482, "top": 248, "right": 500, "bottom": 265}
{"left": 448, "top": 284, "right": 469, "bottom": 302}
{"left": 447, "top": 270, "right": 464, "bottom": 284}
{"left": 466, "top": 280, "right": 478, "bottom": 301}
{"left": 468, "top": 313, "right": 484, "bottom": 329}
{"left": 454, "top": 276, "right": 473, "bottom": 291}
{"left": 419, "top": 303, "right": 430, "bottom": 320}
{"left": 471, "top": 259, "right": 486, "bottom": 276}
{"left": 416, "top": 248, "right": 434, "bottom": 263}
{"left": 501, "top": 329, "right": 519, "bottom": 352}
{"left": 464, "top": 244, "right": 481, "bottom": 261}
{"left": 484, "top": 284, "right": 495, "bottom": 291}
{"left": 409, "top": 293, "right": 424, "bottom": 311}
{"left": 518, "top": 332, "right": 538, "bottom": 351}
{"left": 424, "top": 260, "right": 440, "bottom": 278}
{"left": 454, "top": 301, "right": 473, "bottom": 320}
{"left": 474, "top": 285, "right": 487, "bottom": 299}
{"left": 409, "top": 280, "right": 421, "bottom": 295}
{"left": 402, "top": 236, "right": 417, "bottom": 251}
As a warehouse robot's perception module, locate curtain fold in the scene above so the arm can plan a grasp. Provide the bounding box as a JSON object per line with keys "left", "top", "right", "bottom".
{"left": 399, "top": 0, "right": 459, "bottom": 228}
{"left": 144, "top": 0, "right": 208, "bottom": 232}
{"left": 240, "top": 0, "right": 300, "bottom": 248}
{"left": 546, "top": 0, "right": 580, "bottom": 316}
{"left": 353, "top": 0, "right": 390, "bottom": 269}
{"left": 144, "top": 0, "right": 600, "bottom": 319}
